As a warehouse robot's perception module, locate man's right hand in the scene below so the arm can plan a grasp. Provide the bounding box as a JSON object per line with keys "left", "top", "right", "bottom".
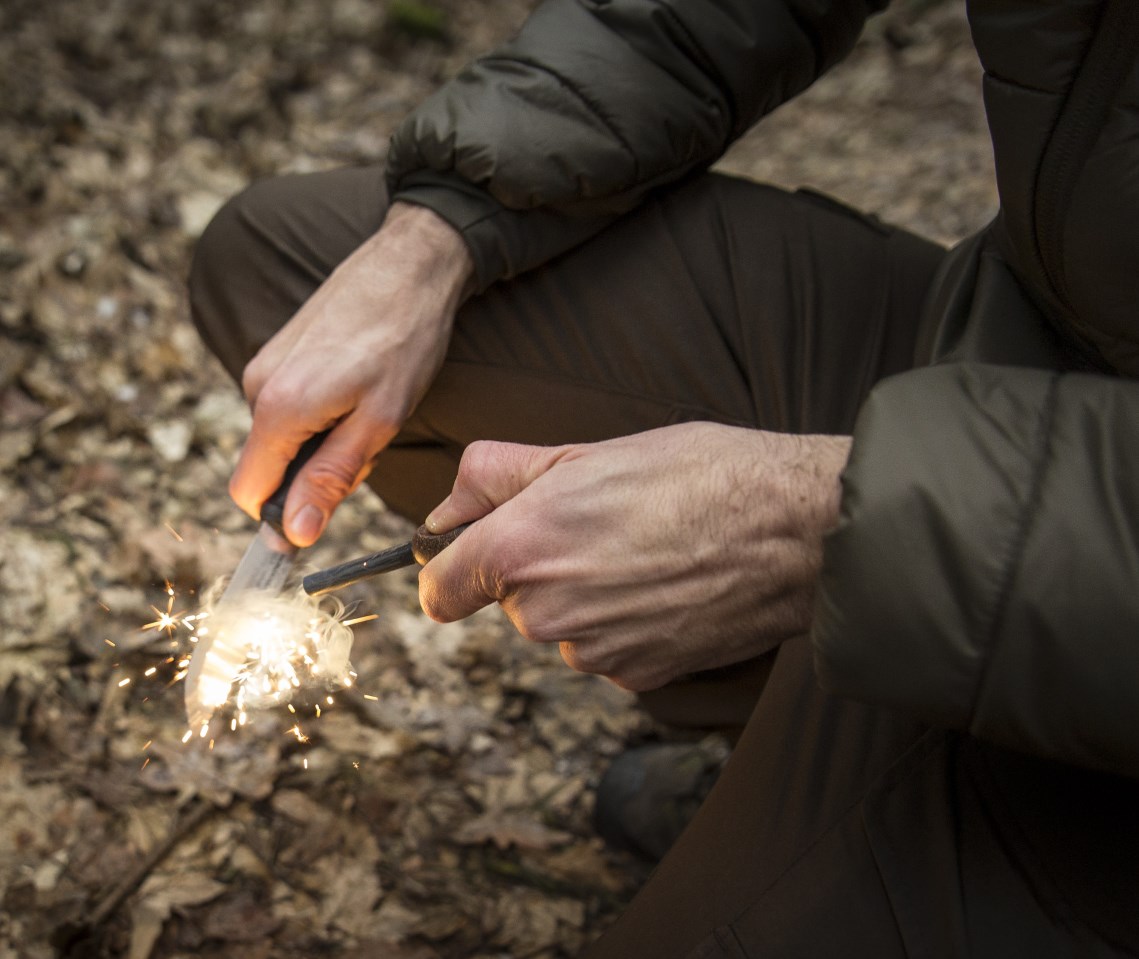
{"left": 229, "top": 201, "right": 474, "bottom": 547}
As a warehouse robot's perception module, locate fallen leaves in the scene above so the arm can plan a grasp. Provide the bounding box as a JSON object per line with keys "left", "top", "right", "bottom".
{"left": 0, "top": 0, "right": 996, "bottom": 956}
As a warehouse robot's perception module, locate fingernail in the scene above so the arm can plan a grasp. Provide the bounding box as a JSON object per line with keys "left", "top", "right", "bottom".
{"left": 425, "top": 497, "right": 451, "bottom": 532}
{"left": 292, "top": 504, "right": 325, "bottom": 545}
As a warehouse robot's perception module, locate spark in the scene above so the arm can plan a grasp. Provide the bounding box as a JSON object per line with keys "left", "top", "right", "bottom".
{"left": 164, "top": 523, "right": 185, "bottom": 542}
{"left": 342, "top": 614, "right": 378, "bottom": 627}
{"left": 141, "top": 585, "right": 191, "bottom": 639}
{"left": 181, "top": 729, "right": 193, "bottom": 744}
{"left": 363, "top": 694, "right": 378, "bottom": 701}
{"left": 105, "top": 639, "right": 116, "bottom": 648}
{"left": 141, "top": 757, "right": 150, "bottom": 771}
{"left": 118, "top": 677, "right": 131, "bottom": 688}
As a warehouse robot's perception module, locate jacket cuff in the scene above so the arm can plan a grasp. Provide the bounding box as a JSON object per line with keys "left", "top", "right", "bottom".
{"left": 392, "top": 170, "right": 615, "bottom": 293}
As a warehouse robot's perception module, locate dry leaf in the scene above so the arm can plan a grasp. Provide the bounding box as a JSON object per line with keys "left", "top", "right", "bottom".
{"left": 454, "top": 812, "right": 573, "bottom": 851}
{"left": 130, "top": 873, "right": 227, "bottom": 959}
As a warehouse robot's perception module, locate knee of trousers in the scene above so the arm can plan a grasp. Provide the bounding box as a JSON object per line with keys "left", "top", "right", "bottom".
{"left": 187, "top": 178, "right": 283, "bottom": 383}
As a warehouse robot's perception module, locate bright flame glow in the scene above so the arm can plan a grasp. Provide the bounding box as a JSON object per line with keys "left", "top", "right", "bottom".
{"left": 184, "top": 587, "right": 357, "bottom": 731}
{"left": 130, "top": 575, "right": 373, "bottom": 748}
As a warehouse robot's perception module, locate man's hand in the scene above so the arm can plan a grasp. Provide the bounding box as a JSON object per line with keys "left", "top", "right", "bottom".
{"left": 230, "top": 202, "right": 474, "bottom": 546}
{"left": 419, "top": 423, "right": 852, "bottom": 691}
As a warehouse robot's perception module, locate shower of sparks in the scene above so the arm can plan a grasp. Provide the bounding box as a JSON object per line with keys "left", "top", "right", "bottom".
{"left": 188, "top": 592, "right": 357, "bottom": 728}
{"left": 121, "top": 573, "right": 378, "bottom": 774}
{"left": 172, "top": 573, "right": 370, "bottom": 743}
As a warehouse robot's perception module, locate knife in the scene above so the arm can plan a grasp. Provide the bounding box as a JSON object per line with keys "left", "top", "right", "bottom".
{"left": 301, "top": 522, "right": 470, "bottom": 596}
{"left": 183, "top": 431, "right": 328, "bottom": 731}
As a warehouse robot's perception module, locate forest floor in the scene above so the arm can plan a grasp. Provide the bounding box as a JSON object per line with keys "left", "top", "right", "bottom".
{"left": 0, "top": 1, "right": 996, "bottom": 957}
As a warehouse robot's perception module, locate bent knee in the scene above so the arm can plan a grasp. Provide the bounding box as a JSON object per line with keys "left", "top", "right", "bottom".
{"left": 187, "top": 177, "right": 304, "bottom": 380}
{"left": 188, "top": 177, "right": 284, "bottom": 318}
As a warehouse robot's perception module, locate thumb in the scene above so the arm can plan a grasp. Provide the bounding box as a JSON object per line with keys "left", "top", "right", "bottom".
{"left": 281, "top": 414, "right": 398, "bottom": 546}
{"left": 418, "top": 440, "right": 573, "bottom": 623}
{"left": 425, "top": 440, "right": 572, "bottom": 532}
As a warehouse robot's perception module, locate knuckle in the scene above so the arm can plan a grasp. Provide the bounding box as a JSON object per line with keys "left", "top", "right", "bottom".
{"left": 502, "top": 596, "right": 542, "bottom": 645}
{"left": 251, "top": 378, "right": 290, "bottom": 414}
{"left": 559, "top": 640, "right": 599, "bottom": 676}
{"left": 304, "top": 457, "right": 362, "bottom": 500}
{"left": 227, "top": 473, "right": 246, "bottom": 505}
{"left": 241, "top": 358, "right": 267, "bottom": 402}
{"left": 520, "top": 618, "right": 554, "bottom": 646}
{"left": 457, "top": 440, "right": 498, "bottom": 483}
{"left": 418, "top": 582, "right": 446, "bottom": 622}
{"left": 613, "top": 671, "right": 653, "bottom": 693}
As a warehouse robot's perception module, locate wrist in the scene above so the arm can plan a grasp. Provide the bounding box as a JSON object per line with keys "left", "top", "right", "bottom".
{"left": 378, "top": 201, "right": 476, "bottom": 301}
{"left": 808, "top": 434, "right": 853, "bottom": 534}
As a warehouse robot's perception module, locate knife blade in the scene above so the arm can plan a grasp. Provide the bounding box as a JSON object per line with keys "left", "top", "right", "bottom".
{"left": 184, "top": 431, "right": 327, "bottom": 730}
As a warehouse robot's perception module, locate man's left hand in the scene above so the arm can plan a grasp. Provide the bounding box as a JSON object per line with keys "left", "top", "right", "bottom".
{"left": 419, "top": 423, "right": 852, "bottom": 690}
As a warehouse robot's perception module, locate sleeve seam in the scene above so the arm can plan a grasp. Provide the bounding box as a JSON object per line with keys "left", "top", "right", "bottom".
{"left": 967, "top": 372, "right": 1062, "bottom": 729}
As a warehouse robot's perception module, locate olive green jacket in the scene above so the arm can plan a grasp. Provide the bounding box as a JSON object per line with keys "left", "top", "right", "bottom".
{"left": 386, "top": 0, "right": 1139, "bottom": 783}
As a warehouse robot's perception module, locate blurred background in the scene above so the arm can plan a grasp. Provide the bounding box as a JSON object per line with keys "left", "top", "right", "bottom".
{"left": 0, "top": 1, "right": 995, "bottom": 957}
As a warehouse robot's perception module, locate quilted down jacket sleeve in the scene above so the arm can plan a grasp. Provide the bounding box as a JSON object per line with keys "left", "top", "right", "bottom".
{"left": 386, "top": 0, "right": 884, "bottom": 290}
{"left": 812, "top": 362, "right": 1139, "bottom": 779}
